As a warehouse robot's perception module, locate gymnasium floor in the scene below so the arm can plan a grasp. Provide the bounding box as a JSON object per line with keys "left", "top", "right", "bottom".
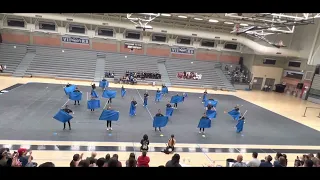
{"left": 1, "top": 76, "right": 320, "bottom": 166}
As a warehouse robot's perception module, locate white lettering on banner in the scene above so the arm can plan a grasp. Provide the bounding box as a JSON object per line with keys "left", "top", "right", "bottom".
{"left": 61, "top": 36, "right": 90, "bottom": 44}
{"left": 124, "top": 42, "right": 142, "bottom": 50}
{"left": 171, "top": 47, "right": 194, "bottom": 55}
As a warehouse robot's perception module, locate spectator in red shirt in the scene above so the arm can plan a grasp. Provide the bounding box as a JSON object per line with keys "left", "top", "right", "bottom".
{"left": 137, "top": 150, "right": 150, "bottom": 167}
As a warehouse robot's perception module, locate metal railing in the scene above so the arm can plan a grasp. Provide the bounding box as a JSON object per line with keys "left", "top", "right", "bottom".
{"left": 302, "top": 106, "right": 320, "bottom": 117}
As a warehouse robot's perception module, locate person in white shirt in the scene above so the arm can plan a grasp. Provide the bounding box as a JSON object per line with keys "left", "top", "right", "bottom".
{"left": 247, "top": 152, "right": 261, "bottom": 167}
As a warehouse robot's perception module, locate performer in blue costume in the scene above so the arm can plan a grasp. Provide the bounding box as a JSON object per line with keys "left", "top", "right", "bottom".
{"left": 91, "top": 83, "right": 96, "bottom": 90}
{"left": 88, "top": 96, "right": 100, "bottom": 112}
{"left": 64, "top": 83, "right": 76, "bottom": 95}
{"left": 143, "top": 91, "right": 149, "bottom": 107}
{"left": 161, "top": 84, "right": 168, "bottom": 95}
{"left": 153, "top": 109, "right": 166, "bottom": 132}
{"left": 226, "top": 105, "right": 242, "bottom": 121}
{"left": 121, "top": 86, "right": 126, "bottom": 98}
{"left": 202, "top": 89, "right": 208, "bottom": 103}
{"left": 236, "top": 110, "right": 247, "bottom": 133}
{"left": 99, "top": 78, "right": 108, "bottom": 89}
{"left": 103, "top": 88, "right": 116, "bottom": 104}
{"left": 205, "top": 102, "right": 217, "bottom": 119}
{"left": 129, "top": 98, "right": 138, "bottom": 116}
{"left": 99, "top": 105, "right": 120, "bottom": 131}
{"left": 62, "top": 105, "right": 73, "bottom": 130}
{"left": 72, "top": 87, "right": 81, "bottom": 105}
{"left": 90, "top": 89, "right": 99, "bottom": 98}
{"left": 204, "top": 98, "right": 218, "bottom": 108}
{"left": 171, "top": 93, "right": 183, "bottom": 109}
{"left": 155, "top": 88, "right": 162, "bottom": 102}
{"left": 166, "top": 102, "right": 174, "bottom": 117}
{"left": 198, "top": 113, "right": 211, "bottom": 134}
{"left": 182, "top": 92, "right": 187, "bottom": 102}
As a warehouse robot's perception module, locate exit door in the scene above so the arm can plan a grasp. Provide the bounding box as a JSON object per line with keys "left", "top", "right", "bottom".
{"left": 252, "top": 77, "right": 263, "bottom": 90}
{"left": 264, "top": 78, "right": 275, "bottom": 90}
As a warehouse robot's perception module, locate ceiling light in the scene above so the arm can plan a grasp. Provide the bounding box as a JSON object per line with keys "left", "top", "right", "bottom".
{"left": 161, "top": 13, "right": 171, "bottom": 17}
{"left": 209, "top": 19, "right": 219, "bottom": 23}
{"left": 240, "top": 23, "right": 248, "bottom": 26}
{"left": 224, "top": 22, "right": 234, "bottom": 25}
{"left": 178, "top": 15, "right": 188, "bottom": 19}
{"left": 194, "top": 18, "right": 203, "bottom": 21}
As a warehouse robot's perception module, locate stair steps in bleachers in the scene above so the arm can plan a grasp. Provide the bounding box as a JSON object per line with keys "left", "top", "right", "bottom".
{"left": 12, "top": 53, "right": 36, "bottom": 77}
{"left": 157, "top": 62, "right": 171, "bottom": 86}
{"left": 94, "top": 56, "right": 106, "bottom": 82}
{"left": 0, "top": 43, "right": 27, "bottom": 75}
{"left": 216, "top": 69, "right": 235, "bottom": 91}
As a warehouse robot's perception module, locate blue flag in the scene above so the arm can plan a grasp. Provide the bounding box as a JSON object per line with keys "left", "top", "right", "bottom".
{"left": 202, "top": 93, "right": 207, "bottom": 102}
{"left": 64, "top": 85, "right": 76, "bottom": 95}
{"left": 170, "top": 95, "right": 184, "bottom": 104}
{"left": 155, "top": 92, "right": 162, "bottom": 102}
{"left": 91, "top": 90, "right": 99, "bottom": 98}
{"left": 166, "top": 107, "right": 174, "bottom": 117}
{"left": 102, "top": 90, "right": 117, "bottom": 98}
{"left": 197, "top": 117, "right": 211, "bottom": 128}
{"left": 236, "top": 119, "right": 244, "bottom": 133}
{"left": 161, "top": 87, "right": 168, "bottom": 94}
{"left": 228, "top": 109, "right": 240, "bottom": 120}
{"left": 99, "top": 80, "right": 109, "bottom": 88}
{"left": 153, "top": 116, "right": 169, "bottom": 128}
{"left": 87, "top": 99, "right": 101, "bottom": 109}
{"left": 204, "top": 99, "right": 218, "bottom": 107}
{"left": 129, "top": 101, "right": 137, "bottom": 116}
{"left": 99, "top": 110, "right": 119, "bottom": 121}
{"left": 121, "top": 89, "right": 126, "bottom": 97}
{"left": 206, "top": 109, "right": 217, "bottom": 119}
{"left": 69, "top": 91, "right": 82, "bottom": 101}
{"left": 53, "top": 110, "right": 73, "bottom": 123}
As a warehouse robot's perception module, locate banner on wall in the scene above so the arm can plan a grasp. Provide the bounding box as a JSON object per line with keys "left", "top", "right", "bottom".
{"left": 124, "top": 42, "right": 142, "bottom": 50}
{"left": 61, "top": 36, "right": 90, "bottom": 44}
{"left": 171, "top": 47, "right": 195, "bottom": 55}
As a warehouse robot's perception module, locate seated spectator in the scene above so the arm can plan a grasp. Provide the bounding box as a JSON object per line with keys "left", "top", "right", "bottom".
{"left": 126, "top": 153, "right": 137, "bottom": 167}
{"left": 259, "top": 155, "right": 273, "bottom": 167}
{"left": 273, "top": 152, "right": 282, "bottom": 166}
{"left": 274, "top": 157, "right": 286, "bottom": 167}
{"left": 107, "top": 158, "right": 120, "bottom": 167}
{"left": 232, "top": 155, "right": 247, "bottom": 167}
{"left": 165, "top": 154, "right": 182, "bottom": 167}
{"left": 70, "top": 153, "right": 83, "bottom": 167}
{"left": 18, "top": 148, "right": 36, "bottom": 167}
{"left": 162, "top": 134, "right": 176, "bottom": 154}
{"left": 39, "top": 162, "right": 55, "bottom": 167}
{"left": 86, "top": 152, "right": 97, "bottom": 164}
{"left": 105, "top": 154, "right": 111, "bottom": 163}
{"left": 137, "top": 151, "right": 150, "bottom": 167}
{"left": 78, "top": 160, "right": 90, "bottom": 167}
{"left": 0, "top": 148, "right": 9, "bottom": 167}
{"left": 247, "top": 152, "right": 260, "bottom": 167}
{"left": 112, "top": 154, "right": 122, "bottom": 167}
{"left": 96, "top": 158, "right": 106, "bottom": 167}
{"left": 304, "top": 159, "right": 314, "bottom": 167}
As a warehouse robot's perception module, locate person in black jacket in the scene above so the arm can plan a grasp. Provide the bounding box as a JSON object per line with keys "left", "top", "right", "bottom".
{"left": 62, "top": 105, "right": 73, "bottom": 130}
{"left": 73, "top": 87, "right": 80, "bottom": 105}
{"left": 259, "top": 155, "right": 273, "bottom": 167}
{"left": 140, "top": 134, "right": 150, "bottom": 152}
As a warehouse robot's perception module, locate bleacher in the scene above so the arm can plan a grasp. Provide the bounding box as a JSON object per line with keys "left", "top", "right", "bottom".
{"left": 26, "top": 46, "right": 97, "bottom": 80}
{"left": 103, "top": 52, "right": 164, "bottom": 84}
{"left": 165, "top": 59, "right": 234, "bottom": 90}
{"left": 0, "top": 43, "right": 27, "bottom": 75}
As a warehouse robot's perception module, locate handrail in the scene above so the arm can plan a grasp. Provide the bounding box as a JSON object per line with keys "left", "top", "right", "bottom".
{"left": 302, "top": 106, "right": 320, "bottom": 117}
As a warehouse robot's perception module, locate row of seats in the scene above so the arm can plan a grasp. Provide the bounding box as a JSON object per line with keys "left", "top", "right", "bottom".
{"left": 0, "top": 44, "right": 27, "bottom": 74}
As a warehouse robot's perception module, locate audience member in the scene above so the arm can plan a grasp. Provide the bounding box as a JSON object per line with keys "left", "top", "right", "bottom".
{"left": 165, "top": 154, "right": 182, "bottom": 167}
{"left": 107, "top": 158, "right": 119, "bottom": 167}
{"left": 126, "top": 153, "right": 137, "bottom": 167}
{"left": 70, "top": 153, "right": 83, "bottom": 167}
{"left": 137, "top": 151, "right": 150, "bottom": 167}
{"left": 112, "top": 154, "right": 122, "bottom": 167}
{"left": 232, "top": 155, "right": 247, "bottom": 167}
{"left": 304, "top": 159, "right": 314, "bottom": 167}
{"left": 38, "top": 162, "right": 55, "bottom": 167}
{"left": 259, "top": 155, "right": 273, "bottom": 167}
{"left": 96, "top": 158, "right": 106, "bottom": 167}
{"left": 247, "top": 152, "right": 260, "bottom": 167}
{"left": 86, "top": 152, "right": 97, "bottom": 164}
{"left": 78, "top": 160, "right": 90, "bottom": 167}
{"left": 274, "top": 157, "right": 286, "bottom": 167}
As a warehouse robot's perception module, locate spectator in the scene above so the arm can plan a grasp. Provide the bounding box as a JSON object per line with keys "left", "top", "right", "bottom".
{"left": 259, "top": 155, "right": 273, "bottom": 167}
{"left": 78, "top": 160, "right": 90, "bottom": 167}
{"left": 165, "top": 154, "right": 182, "bottom": 167}
{"left": 247, "top": 152, "right": 260, "bottom": 167}
{"left": 70, "top": 153, "right": 83, "bottom": 167}
{"left": 96, "top": 158, "right": 106, "bottom": 167}
{"left": 112, "top": 154, "right": 122, "bottom": 167}
{"left": 311, "top": 157, "right": 319, "bottom": 167}
{"left": 273, "top": 152, "right": 282, "bottom": 166}
{"left": 274, "top": 157, "right": 286, "bottom": 167}
{"left": 107, "top": 158, "right": 119, "bottom": 167}
{"left": 232, "top": 155, "right": 247, "bottom": 167}
{"left": 39, "top": 162, "right": 55, "bottom": 167}
{"left": 86, "top": 152, "right": 97, "bottom": 164}
{"left": 304, "top": 159, "right": 314, "bottom": 167}
{"left": 18, "top": 148, "right": 35, "bottom": 167}
{"left": 0, "top": 148, "right": 9, "bottom": 167}
{"left": 126, "top": 153, "right": 137, "bottom": 167}
{"left": 137, "top": 151, "right": 150, "bottom": 167}
{"left": 282, "top": 154, "right": 288, "bottom": 166}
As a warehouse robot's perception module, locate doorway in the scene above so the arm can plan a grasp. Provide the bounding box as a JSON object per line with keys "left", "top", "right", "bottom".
{"left": 252, "top": 77, "right": 263, "bottom": 90}
{"left": 264, "top": 78, "right": 275, "bottom": 90}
